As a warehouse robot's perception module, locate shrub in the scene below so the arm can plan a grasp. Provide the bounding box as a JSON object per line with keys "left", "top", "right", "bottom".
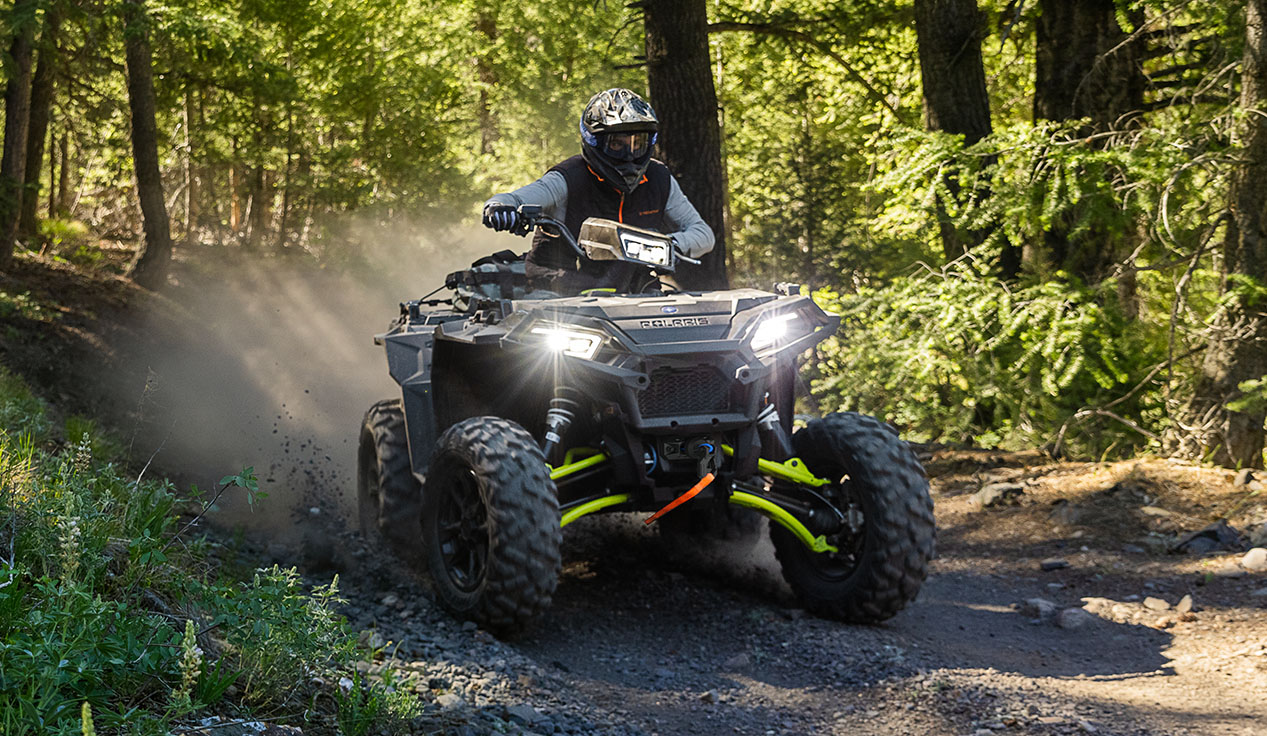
{"left": 0, "top": 368, "right": 370, "bottom": 733}
{"left": 813, "top": 263, "right": 1167, "bottom": 457}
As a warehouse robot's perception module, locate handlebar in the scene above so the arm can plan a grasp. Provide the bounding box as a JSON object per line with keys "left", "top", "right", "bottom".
{"left": 508, "top": 203, "right": 700, "bottom": 266}
{"left": 509, "top": 205, "right": 586, "bottom": 260}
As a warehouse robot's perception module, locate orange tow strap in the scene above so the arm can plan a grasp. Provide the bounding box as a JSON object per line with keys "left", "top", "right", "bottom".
{"left": 643, "top": 473, "right": 715, "bottom": 525}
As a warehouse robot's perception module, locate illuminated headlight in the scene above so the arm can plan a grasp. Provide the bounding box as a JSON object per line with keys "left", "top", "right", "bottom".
{"left": 751, "top": 313, "right": 800, "bottom": 351}
{"left": 621, "top": 233, "right": 671, "bottom": 267}
{"left": 530, "top": 326, "right": 603, "bottom": 360}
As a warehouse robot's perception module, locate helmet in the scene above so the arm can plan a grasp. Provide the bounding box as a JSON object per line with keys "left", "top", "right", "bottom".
{"left": 579, "top": 88, "right": 659, "bottom": 193}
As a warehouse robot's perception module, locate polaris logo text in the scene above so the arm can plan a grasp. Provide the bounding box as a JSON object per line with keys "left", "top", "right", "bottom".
{"left": 639, "top": 317, "right": 709, "bottom": 328}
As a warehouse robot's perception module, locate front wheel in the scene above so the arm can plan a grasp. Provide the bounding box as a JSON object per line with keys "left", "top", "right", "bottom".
{"left": 771, "top": 412, "right": 935, "bottom": 623}
{"left": 422, "top": 417, "right": 560, "bottom": 636}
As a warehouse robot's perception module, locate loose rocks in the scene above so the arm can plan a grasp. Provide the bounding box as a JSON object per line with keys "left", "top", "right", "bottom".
{"left": 972, "top": 482, "right": 1025, "bottom": 508}
{"left": 1243, "top": 547, "right": 1267, "bottom": 572}
{"left": 1056, "top": 607, "right": 1095, "bottom": 630}
{"left": 1020, "top": 598, "right": 1059, "bottom": 620}
{"left": 1173, "top": 520, "right": 1243, "bottom": 554}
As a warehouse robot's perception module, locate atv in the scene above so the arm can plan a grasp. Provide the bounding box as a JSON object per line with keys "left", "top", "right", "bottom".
{"left": 358, "top": 205, "right": 935, "bottom": 635}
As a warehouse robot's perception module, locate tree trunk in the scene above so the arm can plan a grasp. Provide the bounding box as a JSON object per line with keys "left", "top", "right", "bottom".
{"left": 642, "top": 0, "right": 728, "bottom": 290}
{"left": 245, "top": 166, "right": 270, "bottom": 249}
{"left": 55, "top": 131, "right": 69, "bottom": 215}
{"left": 184, "top": 88, "right": 198, "bottom": 247}
{"left": 913, "top": 0, "right": 1016, "bottom": 276}
{"left": 18, "top": 3, "right": 60, "bottom": 241}
{"left": 47, "top": 122, "right": 55, "bottom": 217}
{"left": 229, "top": 135, "right": 241, "bottom": 233}
{"left": 475, "top": 1, "right": 499, "bottom": 156}
{"left": 915, "top": 0, "right": 991, "bottom": 145}
{"left": 1171, "top": 0, "right": 1267, "bottom": 468}
{"left": 123, "top": 0, "right": 174, "bottom": 289}
{"left": 278, "top": 103, "right": 293, "bottom": 249}
{"left": 1034, "top": 0, "right": 1145, "bottom": 130}
{"left": 0, "top": 0, "right": 38, "bottom": 267}
{"left": 1034, "top": 0, "right": 1145, "bottom": 286}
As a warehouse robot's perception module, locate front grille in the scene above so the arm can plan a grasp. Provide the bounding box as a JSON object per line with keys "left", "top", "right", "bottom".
{"left": 638, "top": 365, "right": 732, "bottom": 417}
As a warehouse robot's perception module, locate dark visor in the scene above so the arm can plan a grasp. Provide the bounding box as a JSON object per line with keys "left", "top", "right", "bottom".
{"left": 599, "top": 132, "right": 653, "bottom": 160}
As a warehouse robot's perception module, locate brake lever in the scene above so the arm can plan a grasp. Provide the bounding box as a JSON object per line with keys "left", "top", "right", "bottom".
{"left": 675, "top": 249, "right": 701, "bottom": 266}
{"left": 508, "top": 219, "right": 534, "bottom": 237}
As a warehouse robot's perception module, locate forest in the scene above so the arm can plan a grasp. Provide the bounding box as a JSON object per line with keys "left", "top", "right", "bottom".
{"left": 1, "top": 1, "right": 1266, "bottom": 734}
{"left": 0, "top": 0, "right": 1263, "bottom": 467}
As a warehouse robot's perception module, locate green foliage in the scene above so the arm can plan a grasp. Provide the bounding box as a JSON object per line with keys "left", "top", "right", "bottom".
{"left": 63, "top": 416, "right": 122, "bottom": 463}
{"left": 813, "top": 263, "right": 1167, "bottom": 456}
{"left": 1229, "top": 376, "right": 1267, "bottom": 415}
{"left": 0, "top": 368, "right": 52, "bottom": 444}
{"left": 0, "top": 372, "right": 369, "bottom": 732}
{"left": 335, "top": 666, "right": 423, "bottom": 735}
{"left": 335, "top": 669, "right": 389, "bottom": 736}
{"left": 36, "top": 219, "right": 97, "bottom": 266}
{"left": 0, "top": 290, "right": 52, "bottom": 324}
{"left": 204, "top": 567, "right": 353, "bottom": 706}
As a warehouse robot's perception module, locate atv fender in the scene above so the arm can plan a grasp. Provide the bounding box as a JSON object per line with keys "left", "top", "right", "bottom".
{"left": 381, "top": 327, "right": 439, "bottom": 479}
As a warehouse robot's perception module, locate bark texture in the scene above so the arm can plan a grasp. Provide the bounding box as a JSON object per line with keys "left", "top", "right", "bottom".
{"left": 1172, "top": 0, "right": 1267, "bottom": 468}
{"left": 19, "top": 4, "right": 61, "bottom": 241}
{"left": 1034, "top": 0, "right": 1145, "bottom": 129}
{"left": 0, "top": 0, "right": 38, "bottom": 267}
{"left": 913, "top": 0, "right": 1015, "bottom": 275}
{"left": 123, "top": 0, "right": 173, "bottom": 289}
{"left": 643, "top": 0, "right": 728, "bottom": 290}
{"left": 475, "top": 2, "right": 500, "bottom": 156}
{"left": 1034, "top": 0, "right": 1144, "bottom": 286}
{"left": 915, "top": 0, "right": 991, "bottom": 146}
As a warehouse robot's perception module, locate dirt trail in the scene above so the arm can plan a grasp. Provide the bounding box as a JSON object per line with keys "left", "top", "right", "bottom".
{"left": 495, "top": 507, "right": 1267, "bottom": 736}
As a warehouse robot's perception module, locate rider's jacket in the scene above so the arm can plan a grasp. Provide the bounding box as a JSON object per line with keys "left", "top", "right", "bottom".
{"left": 484, "top": 155, "right": 714, "bottom": 295}
{"left": 528, "top": 155, "right": 670, "bottom": 293}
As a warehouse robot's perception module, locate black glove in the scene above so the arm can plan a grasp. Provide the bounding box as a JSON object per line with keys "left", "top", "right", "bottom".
{"left": 482, "top": 203, "right": 519, "bottom": 232}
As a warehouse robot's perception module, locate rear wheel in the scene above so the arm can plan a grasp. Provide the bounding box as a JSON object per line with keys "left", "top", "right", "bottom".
{"left": 771, "top": 412, "right": 935, "bottom": 623}
{"left": 422, "top": 416, "right": 560, "bottom": 635}
{"left": 357, "top": 399, "right": 422, "bottom": 548}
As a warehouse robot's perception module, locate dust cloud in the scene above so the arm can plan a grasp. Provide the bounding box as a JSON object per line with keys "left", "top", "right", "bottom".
{"left": 117, "top": 215, "right": 791, "bottom": 593}
{"left": 121, "top": 218, "right": 521, "bottom": 550}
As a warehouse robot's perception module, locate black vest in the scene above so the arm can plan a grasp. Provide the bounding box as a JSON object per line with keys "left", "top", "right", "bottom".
{"left": 527, "top": 155, "right": 671, "bottom": 293}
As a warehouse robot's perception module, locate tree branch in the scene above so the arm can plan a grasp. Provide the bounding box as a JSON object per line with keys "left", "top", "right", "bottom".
{"left": 707, "top": 21, "right": 905, "bottom": 121}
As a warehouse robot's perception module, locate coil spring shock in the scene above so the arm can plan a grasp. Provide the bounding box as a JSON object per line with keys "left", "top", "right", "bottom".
{"left": 541, "top": 386, "right": 582, "bottom": 463}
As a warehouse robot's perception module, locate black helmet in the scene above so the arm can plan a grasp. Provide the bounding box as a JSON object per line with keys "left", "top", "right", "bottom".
{"left": 579, "top": 88, "right": 659, "bottom": 193}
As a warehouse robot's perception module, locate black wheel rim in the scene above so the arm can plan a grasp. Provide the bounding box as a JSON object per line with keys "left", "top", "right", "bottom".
{"left": 804, "top": 478, "right": 868, "bottom": 580}
{"left": 435, "top": 467, "right": 490, "bottom": 593}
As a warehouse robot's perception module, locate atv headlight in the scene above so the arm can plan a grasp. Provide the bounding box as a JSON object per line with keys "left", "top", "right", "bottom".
{"left": 621, "top": 232, "right": 671, "bottom": 267}
{"left": 751, "top": 313, "right": 800, "bottom": 351}
{"left": 530, "top": 326, "right": 603, "bottom": 360}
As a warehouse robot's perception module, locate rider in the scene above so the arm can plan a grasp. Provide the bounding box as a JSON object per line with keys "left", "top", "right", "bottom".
{"left": 481, "top": 88, "right": 714, "bottom": 295}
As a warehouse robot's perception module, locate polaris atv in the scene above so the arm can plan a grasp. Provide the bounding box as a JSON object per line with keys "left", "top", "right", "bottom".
{"left": 358, "top": 205, "right": 935, "bottom": 635}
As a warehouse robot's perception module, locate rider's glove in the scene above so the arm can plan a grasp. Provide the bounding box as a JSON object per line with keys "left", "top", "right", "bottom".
{"left": 482, "top": 203, "right": 519, "bottom": 232}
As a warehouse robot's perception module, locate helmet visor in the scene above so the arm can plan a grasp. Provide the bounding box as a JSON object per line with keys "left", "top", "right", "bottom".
{"left": 599, "top": 132, "right": 653, "bottom": 161}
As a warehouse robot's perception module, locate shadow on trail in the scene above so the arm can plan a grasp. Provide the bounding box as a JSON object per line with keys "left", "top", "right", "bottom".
{"left": 515, "top": 514, "right": 1174, "bottom": 692}
{"left": 888, "top": 570, "right": 1173, "bottom": 678}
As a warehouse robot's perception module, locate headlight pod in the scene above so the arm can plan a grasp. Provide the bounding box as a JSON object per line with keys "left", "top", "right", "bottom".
{"left": 620, "top": 232, "right": 671, "bottom": 267}
{"left": 529, "top": 325, "right": 603, "bottom": 360}
{"left": 751, "top": 313, "right": 803, "bottom": 351}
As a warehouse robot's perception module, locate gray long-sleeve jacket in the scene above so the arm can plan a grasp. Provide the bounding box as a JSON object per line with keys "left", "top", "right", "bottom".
{"left": 484, "top": 170, "right": 715, "bottom": 258}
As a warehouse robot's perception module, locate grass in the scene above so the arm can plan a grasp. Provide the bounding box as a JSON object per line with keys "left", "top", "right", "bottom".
{"left": 0, "top": 366, "right": 420, "bottom": 735}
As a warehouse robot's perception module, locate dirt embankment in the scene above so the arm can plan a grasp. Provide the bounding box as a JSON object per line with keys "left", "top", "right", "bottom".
{"left": 3, "top": 251, "right": 1265, "bottom": 736}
